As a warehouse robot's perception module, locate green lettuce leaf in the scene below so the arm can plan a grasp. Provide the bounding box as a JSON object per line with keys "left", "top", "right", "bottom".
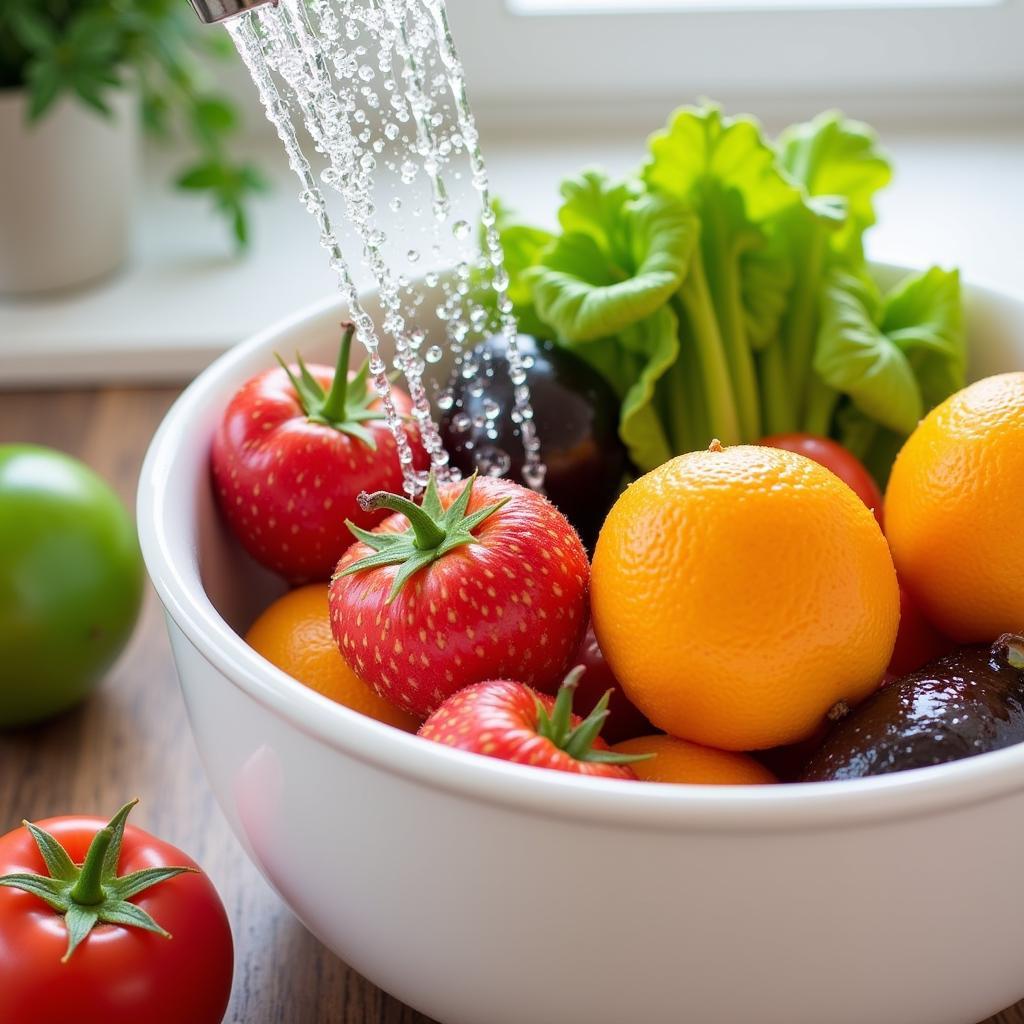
{"left": 777, "top": 111, "right": 892, "bottom": 264}
{"left": 646, "top": 104, "right": 799, "bottom": 223}
{"left": 816, "top": 271, "right": 922, "bottom": 435}
{"left": 816, "top": 265, "right": 965, "bottom": 439}
{"left": 881, "top": 265, "right": 965, "bottom": 408}
{"left": 643, "top": 104, "right": 801, "bottom": 438}
{"left": 488, "top": 199, "right": 556, "bottom": 338}
{"left": 766, "top": 111, "right": 894, "bottom": 433}
{"left": 528, "top": 174, "right": 697, "bottom": 341}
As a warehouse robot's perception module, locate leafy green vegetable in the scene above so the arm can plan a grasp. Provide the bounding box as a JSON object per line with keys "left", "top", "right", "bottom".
{"left": 764, "top": 112, "right": 893, "bottom": 433}
{"left": 821, "top": 265, "right": 965, "bottom": 475}
{"left": 816, "top": 271, "right": 924, "bottom": 435}
{"left": 0, "top": 0, "right": 266, "bottom": 250}
{"left": 493, "top": 102, "right": 964, "bottom": 487}
{"left": 777, "top": 111, "right": 892, "bottom": 263}
{"left": 523, "top": 172, "right": 697, "bottom": 468}
{"left": 529, "top": 175, "right": 695, "bottom": 341}
{"left": 487, "top": 199, "right": 554, "bottom": 339}
{"left": 644, "top": 104, "right": 801, "bottom": 439}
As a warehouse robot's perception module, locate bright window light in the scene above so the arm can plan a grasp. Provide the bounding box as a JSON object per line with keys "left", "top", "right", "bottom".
{"left": 509, "top": 0, "right": 999, "bottom": 12}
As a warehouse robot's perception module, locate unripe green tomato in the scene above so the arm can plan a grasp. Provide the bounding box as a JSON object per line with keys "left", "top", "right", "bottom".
{"left": 0, "top": 445, "right": 143, "bottom": 727}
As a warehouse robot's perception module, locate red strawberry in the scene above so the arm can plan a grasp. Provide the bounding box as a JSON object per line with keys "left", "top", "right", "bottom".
{"left": 573, "top": 622, "right": 653, "bottom": 744}
{"left": 418, "top": 668, "right": 648, "bottom": 779}
{"left": 211, "top": 322, "right": 427, "bottom": 582}
{"left": 329, "top": 472, "right": 589, "bottom": 717}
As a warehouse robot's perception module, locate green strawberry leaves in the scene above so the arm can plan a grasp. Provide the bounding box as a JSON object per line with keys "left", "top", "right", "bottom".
{"left": 340, "top": 473, "right": 509, "bottom": 602}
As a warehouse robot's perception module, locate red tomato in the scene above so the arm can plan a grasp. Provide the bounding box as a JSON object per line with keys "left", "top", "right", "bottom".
{"left": 574, "top": 622, "right": 653, "bottom": 744}
{"left": 887, "top": 583, "right": 956, "bottom": 678}
{"left": 761, "top": 433, "right": 884, "bottom": 529}
{"left": 0, "top": 806, "right": 232, "bottom": 1024}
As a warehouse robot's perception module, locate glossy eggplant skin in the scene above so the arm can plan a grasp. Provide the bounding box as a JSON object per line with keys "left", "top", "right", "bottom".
{"left": 440, "top": 333, "right": 628, "bottom": 550}
{"left": 801, "top": 634, "right": 1024, "bottom": 782}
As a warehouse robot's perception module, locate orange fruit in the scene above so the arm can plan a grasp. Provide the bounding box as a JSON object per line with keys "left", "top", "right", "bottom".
{"left": 612, "top": 735, "right": 776, "bottom": 785}
{"left": 246, "top": 584, "right": 418, "bottom": 732}
{"left": 591, "top": 443, "right": 900, "bottom": 751}
{"left": 886, "top": 372, "right": 1024, "bottom": 642}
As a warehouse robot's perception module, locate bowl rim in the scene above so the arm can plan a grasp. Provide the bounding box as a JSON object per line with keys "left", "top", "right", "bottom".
{"left": 137, "top": 273, "right": 1024, "bottom": 834}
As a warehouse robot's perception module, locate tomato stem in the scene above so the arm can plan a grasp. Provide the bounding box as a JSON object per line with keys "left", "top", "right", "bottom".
{"left": 68, "top": 826, "right": 113, "bottom": 906}
{"left": 318, "top": 321, "right": 356, "bottom": 425}
{"left": 0, "top": 800, "right": 197, "bottom": 961}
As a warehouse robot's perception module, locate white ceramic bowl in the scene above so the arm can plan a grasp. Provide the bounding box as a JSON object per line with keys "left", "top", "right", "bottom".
{"left": 139, "top": 273, "right": 1024, "bottom": 1024}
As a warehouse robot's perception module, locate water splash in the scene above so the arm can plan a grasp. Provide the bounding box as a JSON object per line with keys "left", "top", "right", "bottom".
{"left": 226, "top": 0, "right": 545, "bottom": 495}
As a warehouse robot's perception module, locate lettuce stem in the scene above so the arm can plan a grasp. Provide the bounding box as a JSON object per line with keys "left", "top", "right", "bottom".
{"left": 758, "top": 340, "right": 795, "bottom": 435}
{"left": 702, "top": 205, "right": 761, "bottom": 440}
{"left": 661, "top": 336, "right": 708, "bottom": 453}
{"left": 783, "top": 219, "right": 827, "bottom": 423}
{"left": 677, "top": 255, "right": 742, "bottom": 446}
{"left": 802, "top": 376, "right": 839, "bottom": 437}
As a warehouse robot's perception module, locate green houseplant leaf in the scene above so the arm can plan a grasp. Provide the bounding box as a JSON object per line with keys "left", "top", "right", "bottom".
{"left": 3, "top": 0, "right": 263, "bottom": 250}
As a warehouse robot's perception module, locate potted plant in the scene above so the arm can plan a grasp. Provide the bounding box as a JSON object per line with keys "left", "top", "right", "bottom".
{"left": 0, "top": 0, "right": 265, "bottom": 295}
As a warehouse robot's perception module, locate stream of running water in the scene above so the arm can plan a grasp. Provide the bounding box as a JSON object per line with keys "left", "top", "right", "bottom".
{"left": 226, "top": 0, "right": 545, "bottom": 496}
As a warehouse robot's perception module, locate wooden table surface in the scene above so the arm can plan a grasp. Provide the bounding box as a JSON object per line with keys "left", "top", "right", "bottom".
{"left": 0, "top": 386, "right": 1021, "bottom": 1024}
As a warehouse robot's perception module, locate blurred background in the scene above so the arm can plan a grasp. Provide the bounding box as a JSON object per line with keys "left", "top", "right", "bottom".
{"left": 1, "top": 0, "right": 1022, "bottom": 386}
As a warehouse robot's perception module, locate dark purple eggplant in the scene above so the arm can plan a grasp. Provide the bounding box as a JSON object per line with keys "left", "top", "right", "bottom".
{"left": 801, "top": 634, "right": 1024, "bottom": 782}
{"left": 440, "top": 333, "right": 628, "bottom": 550}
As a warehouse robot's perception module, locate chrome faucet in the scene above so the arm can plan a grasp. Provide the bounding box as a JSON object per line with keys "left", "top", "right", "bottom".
{"left": 188, "top": 0, "right": 276, "bottom": 24}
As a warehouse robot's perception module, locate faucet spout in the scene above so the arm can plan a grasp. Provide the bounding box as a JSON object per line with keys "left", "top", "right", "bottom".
{"left": 188, "top": 0, "right": 276, "bottom": 24}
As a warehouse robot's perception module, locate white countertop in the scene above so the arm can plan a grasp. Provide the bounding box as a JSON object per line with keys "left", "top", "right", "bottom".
{"left": 2, "top": 125, "right": 1022, "bottom": 387}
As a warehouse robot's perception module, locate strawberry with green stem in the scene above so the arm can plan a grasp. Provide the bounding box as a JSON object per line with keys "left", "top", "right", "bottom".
{"left": 329, "top": 472, "right": 590, "bottom": 717}
{"left": 419, "top": 667, "right": 651, "bottom": 779}
{"left": 211, "top": 322, "right": 427, "bottom": 582}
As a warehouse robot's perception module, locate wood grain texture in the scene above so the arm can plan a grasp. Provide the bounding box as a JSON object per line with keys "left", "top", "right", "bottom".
{"left": 0, "top": 387, "right": 1022, "bottom": 1024}
{"left": 0, "top": 388, "right": 432, "bottom": 1024}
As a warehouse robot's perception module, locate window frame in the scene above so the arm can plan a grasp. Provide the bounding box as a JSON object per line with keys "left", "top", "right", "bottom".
{"left": 445, "top": 0, "right": 1024, "bottom": 128}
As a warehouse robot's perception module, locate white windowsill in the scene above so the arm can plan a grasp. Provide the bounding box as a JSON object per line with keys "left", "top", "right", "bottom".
{"left": 1, "top": 125, "right": 1022, "bottom": 388}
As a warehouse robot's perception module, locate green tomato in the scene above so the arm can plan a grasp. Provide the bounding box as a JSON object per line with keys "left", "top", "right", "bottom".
{"left": 0, "top": 445, "right": 143, "bottom": 727}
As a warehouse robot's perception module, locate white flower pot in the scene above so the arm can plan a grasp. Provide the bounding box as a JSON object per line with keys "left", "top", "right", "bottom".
{"left": 0, "top": 88, "right": 138, "bottom": 296}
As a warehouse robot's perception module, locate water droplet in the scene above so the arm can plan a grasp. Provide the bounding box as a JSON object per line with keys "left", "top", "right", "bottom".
{"left": 425, "top": 345, "right": 443, "bottom": 364}
{"left": 451, "top": 412, "right": 472, "bottom": 434}
{"left": 452, "top": 219, "right": 471, "bottom": 240}
{"left": 522, "top": 463, "right": 547, "bottom": 490}
{"left": 474, "top": 445, "right": 512, "bottom": 478}
{"left": 482, "top": 398, "right": 501, "bottom": 420}
{"left": 407, "top": 249, "right": 420, "bottom": 263}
